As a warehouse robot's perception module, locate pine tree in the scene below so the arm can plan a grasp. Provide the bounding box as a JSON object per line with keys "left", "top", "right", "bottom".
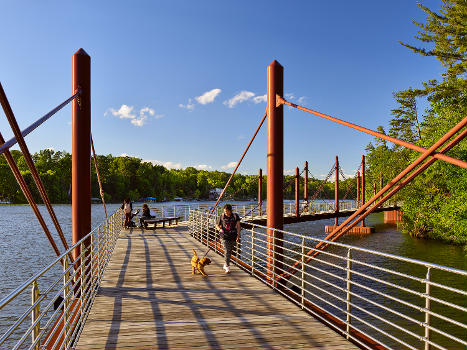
{"left": 399, "top": 0, "right": 467, "bottom": 100}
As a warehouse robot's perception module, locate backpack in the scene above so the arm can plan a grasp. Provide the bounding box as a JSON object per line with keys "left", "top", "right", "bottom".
{"left": 220, "top": 213, "right": 239, "bottom": 240}
{"left": 124, "top": 202, "right": 131, "bottom": 214}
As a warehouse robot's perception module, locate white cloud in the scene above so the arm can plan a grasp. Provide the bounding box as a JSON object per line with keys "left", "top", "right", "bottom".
{"left": 285, "top": 93, "right": 295, "bottom": 100}
{"left": 147, "top": 160, "right": 182, "bottom": 169}
{"left": 297, "top": 96, "right": 307, "bottom": 104}
{"left": 284, "top": 169, "right": 295, "bottom": 175}
{"left": 106, "top": 105, "right": 160, "bottom": 127}
{"left": 195, "top": 89, "right": 222, "bottom": 105}
{"left": 131, "top": 115, "right": 147, "bottom": 127}
{"left": 224, "top": 91, "right": 255, "bottom": 108}
{"left": 221, "top": 161, "right": 237, "bottom": 170}
{"left": 252, "top": 94, "right": 267, "bottom": 104}
{"left": 179, "top": 98, "right": 195, "bottom": 111}
{"left": 194, "top": 164, "right": 213, "bottom": 170}
{"left": 108, "top": 104, "right": 135, "bottom": 119}
{"left": 140, "top": 107, "right": 155, "bottom": 116}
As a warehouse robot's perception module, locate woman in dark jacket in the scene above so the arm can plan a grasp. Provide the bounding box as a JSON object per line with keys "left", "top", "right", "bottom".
{"left": 139, "top": 203, "right": 155, "bottom": 228}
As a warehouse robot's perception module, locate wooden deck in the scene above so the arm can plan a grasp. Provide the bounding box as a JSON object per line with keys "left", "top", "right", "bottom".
{"left": 75, "top": 226, "right": 360, "bottom": 350}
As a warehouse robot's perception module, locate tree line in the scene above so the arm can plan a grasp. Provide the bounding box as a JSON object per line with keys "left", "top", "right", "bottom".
{"left": 0, "top": 149, "right": 357, "bottom": 204}
{"left": 364, "top": 0, "right": 466, "bottom": 244}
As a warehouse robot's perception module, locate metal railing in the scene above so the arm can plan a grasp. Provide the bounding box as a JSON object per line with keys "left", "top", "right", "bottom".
{"left": 138, "top": 200, "right": 361, "bottom": 224}
{"left": 189, "top": 209, "right": 467, "bottom": 350}
{"left": 0, "top": 209, "right": 123, "bottom": 350}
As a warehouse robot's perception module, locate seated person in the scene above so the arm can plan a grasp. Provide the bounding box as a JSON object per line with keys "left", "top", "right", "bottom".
{"left": 139, "top": 203, "right": 155, "bottom": 228}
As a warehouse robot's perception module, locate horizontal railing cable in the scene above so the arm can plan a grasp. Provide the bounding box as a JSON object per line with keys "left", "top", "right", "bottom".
{"left": 0, "top": 89, "right": 80, "bottom": 156}
{"left": 189, "top": 210, "right": 467, "bottom": 350}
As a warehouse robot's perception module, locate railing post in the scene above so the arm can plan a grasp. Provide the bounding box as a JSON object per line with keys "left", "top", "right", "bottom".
{"left": 335, "top": 156, "right": 339, "bottom": 226}
{"left": 72, "top": 48, "right": 91, "bottom": 274}
{"left": 304, "top": 161, "right": 308, "bottom": 204}
{"left": 361, "top": 155, "right": 366, "bottom": 226}
{"left": 346, "top": 248, "right": 352, "bottom": 338}
{"left": 295, "top": 167, "right": 300, "bottom": 217}
{"left": 251, "top": 228, "right": 255, "bottom": 275}
{"left": 425, "top": 267, "right": 431, "bottom": 350}
{"left": 31, "top": 280, "right": 40, "bottom": 350}
{"left": 63, "top": 257, "right": 70, "bottom": 349}
{"left": 301, "top": 237, "right": 305, "bottom": 309}
{"left": 80, "top": 241, "right": 85, "bottom": 320}
{"left": 258, "top": 168, "right": 263, "bottom": 216}
{"left": 357, "top": 171, "right": 360, "bottom": 207}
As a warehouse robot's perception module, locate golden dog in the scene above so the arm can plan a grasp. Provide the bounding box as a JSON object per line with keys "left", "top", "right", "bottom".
{"left": 191, "top": 249, "right": 211, "bottom": 277}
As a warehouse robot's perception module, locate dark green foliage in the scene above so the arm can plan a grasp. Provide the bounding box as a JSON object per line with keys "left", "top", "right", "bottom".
{"left": 366, "top": 0, "right": 467, "bottom": 244}
{"left": 0, "top": 150, "right": 354, "bottom": 204}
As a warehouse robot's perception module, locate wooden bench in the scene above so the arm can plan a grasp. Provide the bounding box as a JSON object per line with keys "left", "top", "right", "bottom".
{"left": 142, "top": 216, "right": 181, "bottom": 229}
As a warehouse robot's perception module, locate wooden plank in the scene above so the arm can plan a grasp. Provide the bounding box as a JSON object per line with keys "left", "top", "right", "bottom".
{"left": 75, "top": 226, "right": 360, "bottom": 350}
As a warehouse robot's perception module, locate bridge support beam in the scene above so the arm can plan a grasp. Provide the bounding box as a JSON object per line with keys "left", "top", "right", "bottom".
{"left": 304, "top": 161, "right": 308, "bottom": 202}
{"left": 258, "top": 168, "right": 263, "bottom": 216}
{"left": 295, "top": 167, "right": 300, "bottom": 217}
{"left": 334, "top": 156, "right": 339, "bottom": 226}
{"left": 356, "top": 171, "right": 360, "bottom": 207}
{"left": 72, "top": 49, "right": 91, "bottom": 266}
{"left": 361, "top": 155, "right": 366, "bottom": 227}
{"left": 266, "top": 60, "right": 284, "bottom": 284}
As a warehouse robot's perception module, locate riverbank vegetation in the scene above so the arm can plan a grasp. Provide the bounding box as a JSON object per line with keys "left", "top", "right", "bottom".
{"left": 0, "top": 149, "right": 356, "bottom": 205}
{"left": 365, "top": 0, "right": 466, "bottom": 244}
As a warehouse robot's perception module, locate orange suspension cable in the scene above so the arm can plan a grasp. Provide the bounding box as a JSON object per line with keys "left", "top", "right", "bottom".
{"left": 0, "top": 83, "right": 70, "bottom": 252}
{"left": 278, "top": 96, "right": 467, "bottom": 169}
{"left": 210, "top": 109, "right": 267, "bottom": 215}
{"left": 279, "top": 117, "right": 467, "bottom": 282}
{"left": 91, "top": 134, "right": 108, "bottom": 219}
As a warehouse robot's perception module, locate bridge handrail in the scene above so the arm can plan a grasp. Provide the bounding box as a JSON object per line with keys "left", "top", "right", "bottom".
{"left": 0, "top": 209, "right": 123, "bottom": 350}
{"left": 189, "top": 209, "right": 467, "bottom": 350}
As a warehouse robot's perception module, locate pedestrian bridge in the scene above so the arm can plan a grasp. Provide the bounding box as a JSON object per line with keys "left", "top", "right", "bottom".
{"left": 76, "top": 225, "right": 357, "bottom": 350}
{"left": 1, "top": 209, "right": 465, "bottom": 350}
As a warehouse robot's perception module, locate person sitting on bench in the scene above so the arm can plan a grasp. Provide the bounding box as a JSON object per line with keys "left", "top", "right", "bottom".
{"left": 139, "top": 203, "right": 155, "bottom": 228}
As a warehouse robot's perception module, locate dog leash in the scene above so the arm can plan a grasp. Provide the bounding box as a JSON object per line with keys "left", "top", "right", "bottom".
{"left": 201, "top": 231, "right": 220, "bottom": 259}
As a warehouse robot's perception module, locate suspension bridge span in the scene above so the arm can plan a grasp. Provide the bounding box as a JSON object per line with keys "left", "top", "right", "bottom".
{"left": 0, "top": 51, "right": 466, "bottom": 350}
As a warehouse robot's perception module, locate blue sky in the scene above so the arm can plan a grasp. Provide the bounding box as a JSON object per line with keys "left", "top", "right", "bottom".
{"left": 0, "top": 0, "right": 442, "bottom": 178}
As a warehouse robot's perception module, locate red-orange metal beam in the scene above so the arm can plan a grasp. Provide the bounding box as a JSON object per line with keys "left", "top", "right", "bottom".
{"left": 279, "top": 97, "right": 467, "bottom": 169}
{"left": 72, "top": 49, "right": 91, "bottom": 264}
{"left": 295, "top": 167, "right": 300, "bottom": 217}
{"left": 334, "top": 156, "right": 339, "bottom": 226}
{"left": 0, "top": 83, "right": 70, "bottom": 253}
{"left": 361, "top": 155, "right": 366, "bottom": 226}
{"left": 267, "top": 60, "right": 284, "bottom": 282}
{"left": 313, "top": 126, "right": 467, "bottom": 254}
{"left": 356, "top": 171, "right": 360, "bottom": 207}
{"left": 280, "top": 116, "right": 467, "bottom": 281}
{"left": 258, "top": 168, "right": 263, "bottom": 216}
